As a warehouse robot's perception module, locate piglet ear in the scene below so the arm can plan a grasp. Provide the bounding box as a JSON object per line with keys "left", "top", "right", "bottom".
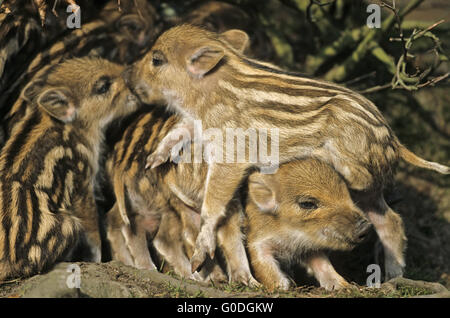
{"left": 186, "top": 45, "right": 224, "bottom": 78}
{"left": 220, "top": 29, "right": 250, "bottom": 53}
{"left": 37, "top": 87, "right": 77, "bottom": 123}
{"left": 248, "top": 173, "right": 279, "bottom": 214}
{"left": 21, "top": 79, "right": 45, "bottom": 103}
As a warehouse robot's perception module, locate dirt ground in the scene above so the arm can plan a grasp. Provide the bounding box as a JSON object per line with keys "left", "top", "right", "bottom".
{"left": 0, "top": 261, "right": 448, "bottom": 298}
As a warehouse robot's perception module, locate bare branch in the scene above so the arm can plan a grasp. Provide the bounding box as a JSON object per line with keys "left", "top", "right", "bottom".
{"left": 380, "top": 0, "right": 408, "bottom": 63}
{"left": 417, "top": 72, "right": 450, "bottom": 88}
{"left": 344, "top": 71, "right": 376, "bottom": 86}
{"left": 358, "top": 83, "right": 392, "bottom": 94}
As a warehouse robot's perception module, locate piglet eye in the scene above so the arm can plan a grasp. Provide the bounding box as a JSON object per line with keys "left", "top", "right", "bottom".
{"left": 93, "top": 76, "right": 112, "bottom": 95}
{"left": 152, "top": 57, "right": 163, "bottom": 67}
{"left": 298, "top": 200, "right": 318, "bottom": 210}
{"left": 151, "top": 50, "right": 166, "bottom": 67}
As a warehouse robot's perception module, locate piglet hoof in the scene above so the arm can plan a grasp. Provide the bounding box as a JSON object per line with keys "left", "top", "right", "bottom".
{"left": 190, "top": 224, "right": 217, "bottom": 272}
{"left": 190, "top": 249, "right": 207, "bottom": 273}
{"left": 189, "top": 271, "right": 204, "bottom": 282}
{"left": 230, "top": 270, "right": 260, "bottom": 288}
{"left": 169, "top": 141, "right": 186, "bottom": 164}
{"left": 275, "top": 277, "right": 292, "bottom": 291}
{"left": 145, "top": 153, "right": 168, "bottom": 169}
{"left": 321, "top": 277, "right": 352, "bottom": 291}
{"left": 384, "top": 263, "right": 404, "bottom": 282}
{"left": 242, "top": 276, "right": 261, "bottom": 289}
{"left": 204, "top": 268, "right": 228, "bottom": 285}
{"left": 248, "top": 277, "right": 261, "bottom": 288}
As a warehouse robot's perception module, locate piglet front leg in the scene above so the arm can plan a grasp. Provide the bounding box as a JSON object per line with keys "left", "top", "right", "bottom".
{"left": 190, "top": 163, "right": 250, "bottom": 272}
{"left": 304, "top": 252, "right": 351, "bottom": 291}
{"left": 247, "top": 240, "right": 291, "bottom": 290}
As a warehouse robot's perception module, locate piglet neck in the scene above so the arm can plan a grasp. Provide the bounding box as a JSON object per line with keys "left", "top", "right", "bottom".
{"left": 181, "top": 82, "right": 222, "bottom": 120}
{"left": 74, "top": 120, "right": 106, "bottom": 166}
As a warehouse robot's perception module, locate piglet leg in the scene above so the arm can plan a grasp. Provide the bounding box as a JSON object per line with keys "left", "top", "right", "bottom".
{"left": 247, "top": 240, "right": 290, "bottom": 290}
{"left": 190, "top": 163, "right": 249, "bottom": 272}
{"left": 304, "top": 252, "right": 350, "bottom": 291}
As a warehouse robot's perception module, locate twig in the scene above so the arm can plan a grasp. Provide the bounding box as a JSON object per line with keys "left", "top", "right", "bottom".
{"left": 307, "top": 0, "right": 336, "bottom": 20}
{"left": 392, "top": 19, "right": 447, "bottom": 90}
{"left": 52, "top": 0, "right": 58, "bottom": 16}
{"left": 0, "top": 278, "right": 21, "bottom": 285}
{"left": 358, "top": 83, "right": 392, "bottom": 94}
{"left": 359, "top": 73, "right": 449, "bottom": 94}
{"left": 380, "top": 1, "right": 408, "bottom": 63}
{"left": 415, "top": 19, "right": 445, "bottom": 38}
{"left": 312, "top": 0, "right": 336, "bottom": 6}
{"left": 344, "top": 71, "right": 376, "bottom": 86}
{"left": 323, "top": 0, "right": 425, "bottom": 81}
{"left": 32, "top": 0, "right": 79, "bottom": 26}
{"left": 417, "top": 72, "right": 450, "bottom": 88}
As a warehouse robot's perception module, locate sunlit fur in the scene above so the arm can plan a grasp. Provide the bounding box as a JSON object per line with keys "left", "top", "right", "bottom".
{"left": 0, "top": 57, "right": 138, "bottom": 280}
{"left": 128, "top": 24, "right": 449, "bottom": 279}
{"left": 104, "top": 106, "right": 371, "bottom": 289}
{"left": 245, "top": 159, "right": 370, "bottom": 290}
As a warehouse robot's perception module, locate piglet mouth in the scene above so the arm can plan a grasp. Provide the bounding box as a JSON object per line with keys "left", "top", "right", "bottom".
{"left": 321, "top": 228, "right": 359, "bottom": 249}
{"left": 134, "top": 84, "right": 151, "bottom": 104}
{"left": 121, "top": 67, "right": 141, "bottom": 100}
{"left": 126, "top": 94, "right": 138, "bottom": 106}
{"left": 121, "top": 66, "right": 153, "bottom": 106}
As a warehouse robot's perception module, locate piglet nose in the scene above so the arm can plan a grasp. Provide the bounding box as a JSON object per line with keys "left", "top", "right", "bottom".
{"left": 121, "top": 66, "right": 133, "bottom": 87}
{"left": 121, "top": 66, "right": 140, "bottom": 99}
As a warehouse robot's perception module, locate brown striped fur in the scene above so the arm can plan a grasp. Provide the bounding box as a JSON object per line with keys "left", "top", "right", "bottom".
{"left": 106, "top": 108, "right": 225, "bottom": 281}
{"left": 105, "top": 108, "right": 245, "bottom": 284}
{"left": 104, "top": 107, "right": 372, "bottom": 289}
{"left": 0, "top": 57, "right": 139, "bottom": 280}
{"left": 242, "top": 159, "right": 371, "bottom": 290}
{"left": 127, "top": 25, "right": 449, "bottom": 280}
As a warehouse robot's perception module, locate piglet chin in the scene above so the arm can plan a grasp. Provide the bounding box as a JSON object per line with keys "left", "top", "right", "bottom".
{"left": 126, "top": 94, "right": 139, "bottom": 107}
{"left": 320, "top": 228, "right": 357, "bottom": 251}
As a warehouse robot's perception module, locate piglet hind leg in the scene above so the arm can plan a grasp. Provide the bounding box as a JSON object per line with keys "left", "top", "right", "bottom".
{"left": 106, "top": 202, "right": 158, "bottom": 270}
{"left": 72, "top": 194, "right": 102, "bottom": 263}
{"left": 105, "top": 204, "right": 136, "bottom": 267}
{"left": 152, "top": 209, "right": 198, "bottom": 279}
{"left": 121, "top": 216, "right": 158, "bottom": 271}
{"left": 357, "top": 192, "right": 407, "bottom": 281}
{"left": 190, "top": 163, "right": 250, "bottom": 272}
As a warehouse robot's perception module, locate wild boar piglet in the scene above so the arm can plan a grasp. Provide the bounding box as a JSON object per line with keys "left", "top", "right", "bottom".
{"left": 243, "top": 158, "right": 372, "bottom": 290}
{"left": 104, "top": 109, "right": 245, "bottom": 284}
{"left": 162, "top": 158, "right": 372, "bottom": 290}
{"left": 0, "top": 57, "right": 139, "bottom": 280}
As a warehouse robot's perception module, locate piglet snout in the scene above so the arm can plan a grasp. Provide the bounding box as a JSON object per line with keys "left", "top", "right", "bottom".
{"left": 354, "top": 218, "right": 371, "bottom": 242}
{"left": 121, "top": 66, "right": 134, "bottom": 88}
